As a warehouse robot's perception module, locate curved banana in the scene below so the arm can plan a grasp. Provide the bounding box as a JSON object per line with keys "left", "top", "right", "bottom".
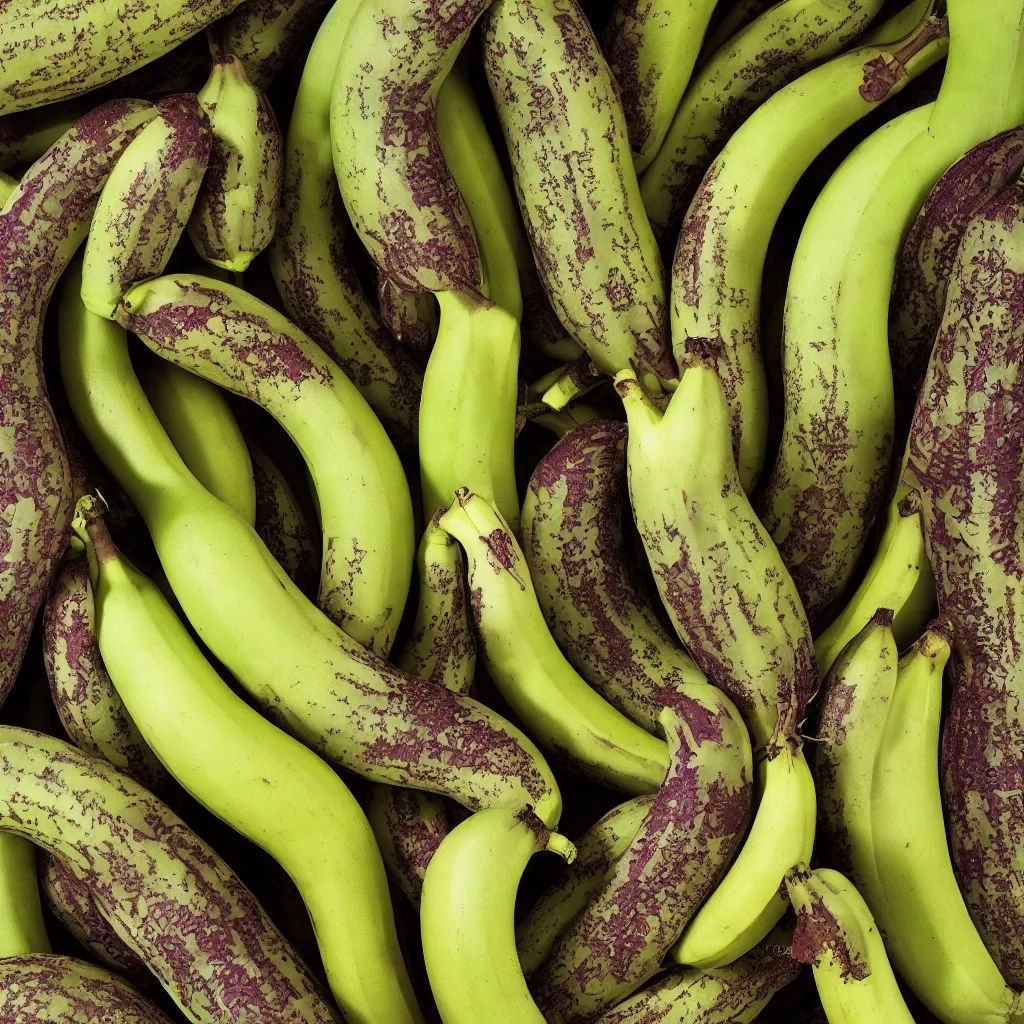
{"left": 640, "top": 0, "right": 888, "bottom": 251}
{"left": 0, "top": 99, "right": 156, "bottom": 706}
{"left": 482, "top": 0, "right": 675, "bottom": 383}
{"left": 121, "top": 271, "right": 413, "bottom": 656}
{"left": 0, "top": 834, "right": 48, "bottom": 957}
{"left": 77, "top": 496, "right": 422, "bottom": 1024}
{"left": 787, "top": 866, "right": 914, "bottom": 1022}
{"left": 670, "top": 7, "right": 948, "bottom": 492}
{"left": 517, "top": 795, "right": 655, "bottom": 976}
{"left": 873, "top": 627, "right": 1022, "bottom": 1024}
{"left": 81, "top": 93, "right": 211, "bottom": 318}
{"left": 137, "top": 352, "right": 256, "bottom": 527}
{"left": 533, "top": 705, "right": 752, "bottom": 1021}
{"left": 421, "top": 806, "right": 576, "bottom": 1024}
{"left": 601, "top": 0, "right": 718, "bottom": 173}
{"left": 863, "top": 0, "right": 932, "bottom": 42}
{"left": 190, "top": 54, "right": 282, "bottom": 272}
{"left": 0, "top": 106, "right": 79, "bottom": 171}
{"left": 440, "top": 489, "right": 670, "bottom": 794}
{"left": 266, "top": 0, "right": 422, "bottom": 438}
{"left": 60, "top": 283, "right": 563, "bottom": 826}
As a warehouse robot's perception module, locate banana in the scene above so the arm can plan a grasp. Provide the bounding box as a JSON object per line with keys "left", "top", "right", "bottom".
{"left": 786, "top": 865, "right": 914, "bottom": 1023}
{"left": 594, "top": 926, "right": 802, "bottom": 1024}
{"left": 247, "top": 438, "right": 318, "bottom": 594}
{"left": 813, "top": 609, "right": 897, "bottom": 911}
{"left": 377, "top": 277, "right": 439, "bottom": 363}
{"left": 640, "top": 0, "right": 888, "bottom": 251}
{"left": 533, "top": 705, "right": 752, "bottom": 1021}
{"left": 0, "top": 834, "right": 48, "bottom": 957}
{"left": 266, "top": 0, "right": 423, "bottom": 439}
{"left": 482, "top": 0, "right": 675, "bottom": 383}
{"left": 0, "top": 0, "right": 244, "bottom": 116}
{"left": 863, "top": 0, "right": 932, "bottom": 43}
{"left": 137, "top": 352, "right": 256, "bottom": 527}
{"left": 77, "top": 495, "right": 422, "bottom": 1024}
{"left": 190, "top": 54, "right": 283, "bottom": 272}
{"left": 421, "top": 806, "right": 576, "bottom": 1024}
{"left": 601, "top": 0, "right": 718, "bottom": 174}
{"left": 529, "top": 404, "right": 603, "bottom": 439}
{"left": 813, "top": 484, "right": 935, "bottom": 677}
{"left": 419, "top": 292, "right": 521, "bottom": 529}
{"left": 517, "top": 795, "right": 655, "bottom": 976}
{"left": 440, "top": 489, "right": 671, "bottom": 794}
{"left": 872, "top": 627, "right": 1022, "bottom": 1024}
{"left": 0, "top": 727, "right": 339, "bottom": 1023}
{"left": 80, "top": 93, "right": 211, "bottom": 319}
{"left": 0, "top": 106, "right": 79, "bottom": 171}
{"left": 60, "top": 282, "right": 563, "bottom": 826}
{"left": 121, "top": 271, "right": 413, "bottom": 656}
{"left": 903, "top": 177, "right": 1024, "bottom": 985}
{"left": 670, "top": 7, "right": 948, "bottom": 492}
{"left": 0, "top": 955, "right": 175, "bottom": 1024}
{"left": 214, "top": 0, "right": 331, "bottom": 89}
{"left": 0, "top": 99, "right": 156, "bottom": 706}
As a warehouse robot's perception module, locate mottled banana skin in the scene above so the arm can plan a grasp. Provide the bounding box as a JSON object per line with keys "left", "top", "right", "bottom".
{"left": 903, "top": 183, "right": 1024, "bottom": 986}
{"left": 42, "top": 555, "right": 167, "bottom": 792}
{"left": 0, "top": 100, "right": 156, "bottom": 708}
{"left": 889, "top": 126, "right": 1024, "bottom": 432}
{"left": 0, "top": 728, "right": 339, "bottom": 1023}
{"left": 0, "top": 107, "right": 78, "bottom": 171}
{"left": 0, "top": 955, "right": 173, "bottom": 1024}
{"left": 82, "top": 94, "right": 212, "bottom": 319}
{"left": 483, "top": 0, "right": 675, "bottom": 382}
{"left": 594, "top": 927, "right": 801, "bottom": 1024}
{"left": 190, "top": 55, "right": 283, "bottom": 272}
{"left": 532, "top": 706, "right": 752, "bottom": 1021}
{"left": 522, "top": 419, "right": 707, "bottom": 733}
{"left": 0, "top": 0, "right": 245, "bottom": 116}
{"left": 267, "top": 1, "right": 422, "bottom": 438}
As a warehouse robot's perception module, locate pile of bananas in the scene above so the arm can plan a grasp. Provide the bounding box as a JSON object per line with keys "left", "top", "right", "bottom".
{"left": 2, "top": 0, "right": 1024, "bottom": 1020}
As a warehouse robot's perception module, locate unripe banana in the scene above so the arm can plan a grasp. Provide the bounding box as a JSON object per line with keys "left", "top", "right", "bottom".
{"left": 190, "top": 54, "right": 283, "bottom": 272}
{"left": 0, "top": 955, "right": 174, "bottom": 1024}
{"left": 0, "top": 0, "right": 245, "bottom": 116}
{"left": 670, "top": 8, "right": 948, "bottom": 492}
{"left": 0, "top": 99, "right": 156, "bottom": 706}
{"left": 80, "top": 93, "right": 211, "bottom": 319}
{"left": 0, "top": 727, "right": 338, "bottom": 1023}
{"left": 787, "top": 866, "right": 914, "bottom": 1022}
{"left": 421, "top": 806, "right": 576, "bottom": 1024}
{"left": 482, "top": 0, "right": 675, "bottom": 383}
{"left": 533, "top": 705, "right": 752, "bottom": 1021}
{"left": 121, "top": 271, "right": 413, "bottom": 656}
{"left": 0, "top": 834, "right": 48, "bottom": 957}
{"left": 266, "top": 0, "right": 423, "bottom": 439}
{"left": 440, "top": 488, "right": 671, "bottom": 794}
{"left": 0, "top": 106, "right": 79, "bottom": 171}
{"left": 530, "top": 404, "right": 603, "bottom": 439}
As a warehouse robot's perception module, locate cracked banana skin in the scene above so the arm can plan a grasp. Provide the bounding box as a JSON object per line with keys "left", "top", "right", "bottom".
{"left": 76, "top": 496, "right": 422, "bottom": 1024}
{"left": 670, "top": 8, "right": 948, "bottom": 492}
{"left": 60, "top": 283, "right": 563, "bottom": 826}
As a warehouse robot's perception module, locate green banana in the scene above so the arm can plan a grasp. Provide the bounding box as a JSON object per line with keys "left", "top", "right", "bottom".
{"left": 266, "top": 0, "right": 422, "bottom": 438}
{"left": 121, "top": 272, "right": 413, "bottom": 656}
{"left": 440, "top": 489, "right": 671, "bottom": 794}
{"left": 872, "top": 627, "right": 1022, "bottom": 1024}
{"left": 190, "top": 54, "right": 283, "bottom": 272}
{"left": 482, "top": 0, "right": 675, "bottom": 383}
{"left": 80, "top": 93, "right": 211, "bottom": 319}
{"left": 59, "top": 282, "right": 563, "bottom": 826}
{"left": 601, "top": 0, "right": 718, "bottom": 173}
{"left": 137, "top": 352, "right": 256, "bottom": 527}
{"left": 0, "top": 106, "right": 79, "bottom": 171}
{"left": 0, "top": 835, "right": 48, "bottom": 957}
{"left": 421, "top": 806, "right": 576, "bottom": 1024}
{"left": 0, "top": 99, "right": 157, "bottom": 707}
{"left": 77, "top": 496, "right": 422, "bottom": 1024}
{"left": 670, "top": 6, "right": 948, "bottom": 492}
{"left": 863, "top": 0, "right": 932, "bottom": 42}
{"left": 529, "top": 404, "right": 603, "bottom": 439}
{"left": 787, "top": 866, "right": 915, "bottom": 1022}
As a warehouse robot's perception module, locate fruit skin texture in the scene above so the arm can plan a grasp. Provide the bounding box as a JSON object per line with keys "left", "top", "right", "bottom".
{"left": 0, "top": 954, "right": 174, "bottom": 1024}
{"left": 903, "top": 181, "right": 1024, "bottom": 986}
{"left": 0, "top": 99, "right": 156, "bottom": 708}
{"left": 0, "top": 727, "right": 339, "bottom": 1024}
{"left": 482, "top": 0, "right": 674, "bottom": 383}
{"left": 532, "top": 705, "right": 752, "bottom": 1022}
{"left": 0, "top": 0, "right": 245, "bottom": 116}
